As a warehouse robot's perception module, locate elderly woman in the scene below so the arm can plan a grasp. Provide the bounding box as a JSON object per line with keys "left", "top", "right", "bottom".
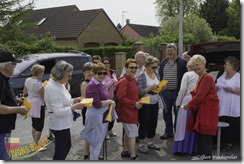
{"left": 80, "top": 63, "right": 116, "bottom": 160}
{"left": 44, "top": 60, "right": 84, "bottom": 160}
{"left": 173, "top": 60, "right": 198, "bottom": 155}
{"left": 137, "top": 56, "right": 161, "bottom": 154}
{"left": 216, "top": 56, "right": 240, "bottom": 152}
{"left": 116, "top": 58, "right": 143, "bottom": 160}
{"left": 23, "top": 64, "right": 45, "bottom": 143}
{"left": 183, "top": 55, "right": 219, "bottom": 160}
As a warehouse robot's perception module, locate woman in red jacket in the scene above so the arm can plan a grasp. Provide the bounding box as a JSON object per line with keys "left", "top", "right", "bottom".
{"left": 116, "top": 58, "right": 143, "bottom": 160}
{"left": 183, "top": 54, "right": 219, "bottom": 160}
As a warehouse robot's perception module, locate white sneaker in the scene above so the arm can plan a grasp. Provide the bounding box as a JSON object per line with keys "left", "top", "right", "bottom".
{"left": 106, "top": 134, "right": 110, "bottom": 140}
{"left": 109, "top": 130, "right": 117, "bottom": 137}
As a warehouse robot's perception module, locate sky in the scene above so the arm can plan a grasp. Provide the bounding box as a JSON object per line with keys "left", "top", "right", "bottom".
{"left": 23, "top": 0, "right": 159, "bottom": 27}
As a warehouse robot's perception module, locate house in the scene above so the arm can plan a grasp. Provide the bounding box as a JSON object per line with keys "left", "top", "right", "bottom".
{"left": 24, "top": 5, "right": 124, "bottom": 48}
{"left": 121, "top": 19, "right": 160, "bottom": 40}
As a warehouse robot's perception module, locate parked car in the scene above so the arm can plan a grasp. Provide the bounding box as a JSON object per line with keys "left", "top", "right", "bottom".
{"left": 188, "top": 40, "right": 240, "bottom": 80}
{"left": 10, "top": 52, "right": 92, "bottom": 97}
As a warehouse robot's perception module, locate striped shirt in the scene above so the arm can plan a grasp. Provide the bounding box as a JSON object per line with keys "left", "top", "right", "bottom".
{"left": 163, "top": 62, "right": 177, "bottom": 90}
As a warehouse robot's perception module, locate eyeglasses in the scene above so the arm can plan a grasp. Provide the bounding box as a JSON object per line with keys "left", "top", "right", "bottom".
{"left": 129, "top": 66, "right": 138, "bottom": 70}
{"left": 151, "top": 66, "right": 158, "bottom": 69}
{"left": 96, "top": 72, "right": 108, "bottom": 75}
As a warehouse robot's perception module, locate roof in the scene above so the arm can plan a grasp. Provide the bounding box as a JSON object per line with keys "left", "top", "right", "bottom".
{"left": 24, "top": 5, "right": 104, "bottom": 39}
{"left": 125, "top": 24, "right": 160, "bottom": 37}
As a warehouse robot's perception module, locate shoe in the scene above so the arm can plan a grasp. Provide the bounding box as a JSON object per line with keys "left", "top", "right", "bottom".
{"left": 84, "top": 152, "right": 90, "bottom": 159}
{"left": 106, "top": 135, "right": 110, "bottom": 140}
{"left": 47, "top": 135, "right": 54, "bottom": 141}
{"left": 98, "top": 156, "right": 104, "bottom": 160}
{"left": 138, "top": 145, "right": 149, "bottom": 154}
{"left": 130, "top": 154, "right": 139, "bottom": 160}
{"left": 160, "top": 133, "right": 174, "bottom": 140}
{"left": 121, "top": 151, "right": 130, "bottom": 158}
{"left": 108, "top": 131, "right": 117, "bottom": 137}
{"left": 147, "top": 143, "right": 160, "bottom": 150}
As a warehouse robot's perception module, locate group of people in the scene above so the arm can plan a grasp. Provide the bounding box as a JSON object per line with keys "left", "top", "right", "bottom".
{"left": 0, "top": 45, "right": 240, "bottom": 161}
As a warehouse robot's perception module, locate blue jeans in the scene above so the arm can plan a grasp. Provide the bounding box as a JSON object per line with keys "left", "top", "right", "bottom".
{"left": 161, "top": 90, "right": 178, "bottom": 135}
{"left": 0, "top": 131, "right": 11, "bottom": 160}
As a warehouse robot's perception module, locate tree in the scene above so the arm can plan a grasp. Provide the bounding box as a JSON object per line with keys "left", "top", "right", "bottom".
{"left": 155, "top": 0, "right": 201, "bottom": 24}
{"left": 199, "top": 0, "right": 229, "bottom": 34}
{"left": 224, "top": 0, "right": 240, "bottom": 39}
{"left": 160, "top": 14, "right": 215, "bottom": 44}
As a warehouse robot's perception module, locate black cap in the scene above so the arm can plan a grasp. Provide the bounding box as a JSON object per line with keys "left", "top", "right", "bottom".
{"left": 0, "top": 51, "right": 22, "bottom": 63}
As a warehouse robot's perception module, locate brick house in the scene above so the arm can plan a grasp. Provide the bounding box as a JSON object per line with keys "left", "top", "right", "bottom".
{"left": 121, "top": 19, "right": 160, "bottom": 40}
{"left": 24, "top": 5, "right": 124, "bottom": 48}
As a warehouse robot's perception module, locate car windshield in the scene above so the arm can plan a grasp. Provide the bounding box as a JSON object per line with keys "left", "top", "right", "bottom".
{"left": 13, "top": 57, "right": 36, "bottom": 76}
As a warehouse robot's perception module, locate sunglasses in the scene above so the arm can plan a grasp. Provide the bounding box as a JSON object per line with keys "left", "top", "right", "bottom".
{"left": 96, "top": 72, "right": 108, "bottom": 75}
{"left": 129, "top": 66, "right": 138, "bottom": 70}
{"left": 151, "top": 66, "right": 158, "bottom": 69}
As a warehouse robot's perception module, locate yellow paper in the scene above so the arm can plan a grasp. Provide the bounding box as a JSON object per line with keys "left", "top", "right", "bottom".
{"left": 139, "top": 96, "right": 150, "bottom": 104}
{"left": 23, "top": 98, "right": 32, "bottom": 120}
{"left": 43, "top": 80, "right": 48, "bottom": 87}
{"left": 80, "top": 98, "right": 93, "bottom": 107}
{"left": 152, "top": 80, "right": 168, "bottom": 93}
{"left": 105, "top": 105, "right": 113, "bottom": 122}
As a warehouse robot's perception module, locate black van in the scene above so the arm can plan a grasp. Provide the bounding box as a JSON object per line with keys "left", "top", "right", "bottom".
{"left": 10, "top": 52, "right": 92, "bottom": 97}
{"left": 188, "top": 40, "right": 240, "bottom": 80}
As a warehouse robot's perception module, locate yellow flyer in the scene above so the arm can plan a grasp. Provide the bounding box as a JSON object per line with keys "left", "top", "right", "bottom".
{"left": 105, "top": 105, "right": 113, "bottom": 122}
{"left": 139, "top": 96, "right": 150, "bottom": 104}
{"left": 80, "top": 98, "right": 93, "bottom": 107}
{"left": 152, "top": 80, "right": 168, "bottom": 93}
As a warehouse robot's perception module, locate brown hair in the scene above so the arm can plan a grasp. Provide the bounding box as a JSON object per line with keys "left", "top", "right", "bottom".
{"left": 92, "top": 63, "right": 107, "bottom": 74}
{"left": 124, "top": 58, "right": 137, "bottom": 68}
{"left": 224, "top": 56, "right": 240, "bottom": 71}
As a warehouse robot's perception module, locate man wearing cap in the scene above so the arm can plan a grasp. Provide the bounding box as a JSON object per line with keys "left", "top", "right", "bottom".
{"left": 0, "top": 51, "right": 28, "bottom": 160}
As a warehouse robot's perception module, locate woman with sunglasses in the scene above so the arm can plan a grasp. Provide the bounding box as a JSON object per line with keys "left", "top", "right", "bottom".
{"left": 102, "top": 57, "right": 118, "bottom": 140}
{"left": 80, "top": 63, "right": 116, "bottom": 160}
{"left": 137, "top": 56, "right": 161, "bottom": 154}
{"left": 116, "top": 58, "right": 143, "bottom": 160}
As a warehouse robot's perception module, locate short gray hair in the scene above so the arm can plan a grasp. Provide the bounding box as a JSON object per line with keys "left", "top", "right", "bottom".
{"left": 51, "top": 60, "right": 73, "bottom": 80}
{"left": 134, "top": 51, "right": 145, "bottom": 60}
{"left": 83, "top": 62, "right": 93, "bottom": 72}
{"left": 191, "top": 54, "right": 206, "bottom": 65}
{"left": 166, "top": 43, "right": 177, "bottom": 51}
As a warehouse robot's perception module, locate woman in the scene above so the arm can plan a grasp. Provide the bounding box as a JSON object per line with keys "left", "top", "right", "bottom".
{"left": 23, "top": 64, "right": 45, "bottom": 143}
{"left": 44, "top": 60, "right": 84, "bottom": 160}
{"left": 216, "top": 56, "right": 240, "bottom": 152}
{"left": 183, "top": 54, "right": 219, "bottom": 160}
{"left": 80, "top": 62, "right": 93, "bottom": 159}
{"left": 137, "top": 56, "right": 161, "bottom": 154}
{"left": 80, "top": 63, "right": 116, "bottom": 160}
{"left": 102, "top": 57, "right": 118, "bottom": 139}
{"left": 173, "top": 60, "right": 198, "bottom": 155}
{"left": 116, "top": 58, "right": 143, "bottom": 160}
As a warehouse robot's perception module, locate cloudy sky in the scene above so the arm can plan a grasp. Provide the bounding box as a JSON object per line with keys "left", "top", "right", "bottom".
{"left": 23, "top": 0, "right": 159, "bottom": 27}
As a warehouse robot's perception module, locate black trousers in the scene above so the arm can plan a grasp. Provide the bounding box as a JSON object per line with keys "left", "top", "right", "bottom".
{"left": 51, "top": 128, "right": 71, "bottom": 160}
{"left": 196, "top": 132, "right": 212, "bottom": 160}
{"left": 138, "top": 103, "right": 159, "bottom": 139}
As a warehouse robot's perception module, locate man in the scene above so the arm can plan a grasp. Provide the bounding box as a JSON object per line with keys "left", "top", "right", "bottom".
{"left": 120, "top": 51, "right": 146, "bottom": 79}
{"left": 158, "top": 43, "right": 187, "bottom": 140}
{"left": 0, "top": 51, "right": 28, "bottom": 160}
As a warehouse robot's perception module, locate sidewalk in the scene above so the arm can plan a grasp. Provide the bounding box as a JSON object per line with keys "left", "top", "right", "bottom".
{"left": 11, "top": 109, "right": 241, "bottom": 161}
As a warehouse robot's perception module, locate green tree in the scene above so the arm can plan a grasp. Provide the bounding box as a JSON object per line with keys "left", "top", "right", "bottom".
{"left": 160, "top": 14, "right": 215, "bottom": 44}
{"left": 199, "top": 0, "right": 229, "bottom": 34}
{"left": 224, "top": 0, "right": 240, "bottom": 39}
{"left": 155, "top": 0, "right": 201, "bottom": 24}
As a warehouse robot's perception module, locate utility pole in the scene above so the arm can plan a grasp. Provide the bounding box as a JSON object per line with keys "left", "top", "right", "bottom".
{"left": 122, "top": 11, "right": 128, "bottom": 26}
{"left": 178, "top": 0, "right": 184, "bottom": 57}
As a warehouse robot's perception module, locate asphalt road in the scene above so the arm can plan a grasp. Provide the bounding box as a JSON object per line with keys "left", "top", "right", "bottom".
{"left": 10, "top": 108, "right": 241, "bottom": 161}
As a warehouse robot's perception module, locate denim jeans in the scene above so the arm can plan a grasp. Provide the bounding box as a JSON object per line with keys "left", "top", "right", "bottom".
{"left": 161, "top": 90, "right": 178, "bottom": 135}
{"left": 0, "top": 131, "right": 11, "bottom": 160}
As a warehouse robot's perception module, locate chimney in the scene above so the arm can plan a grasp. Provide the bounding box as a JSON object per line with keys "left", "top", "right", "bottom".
{"left": 126, "top": 19, "right": 130, "bottom": 24}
